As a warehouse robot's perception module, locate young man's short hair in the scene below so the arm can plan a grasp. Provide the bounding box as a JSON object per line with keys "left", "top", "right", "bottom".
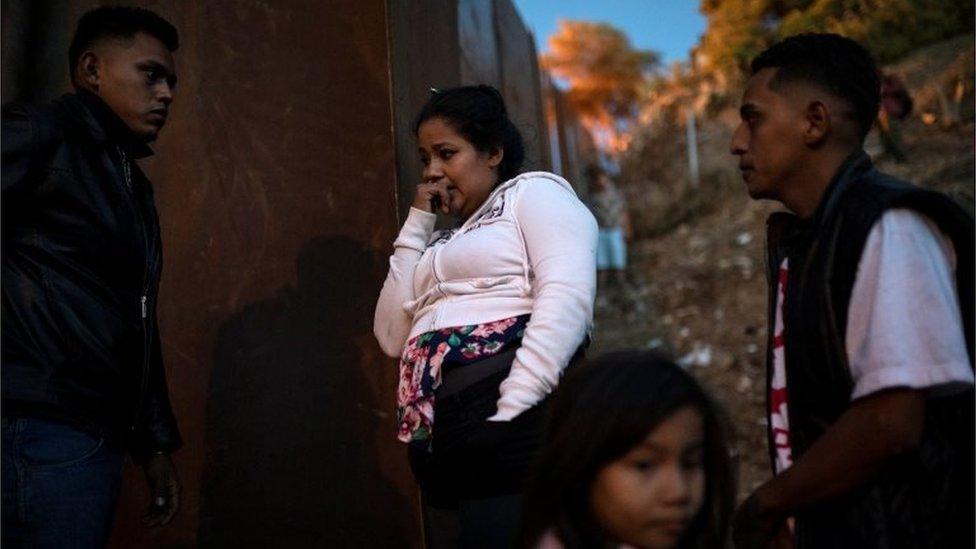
{"left": 68, "top": 6, "right": 179, "bottom": 77}
{"left": 751, "top": 33, "right": 881, "bottom": 140}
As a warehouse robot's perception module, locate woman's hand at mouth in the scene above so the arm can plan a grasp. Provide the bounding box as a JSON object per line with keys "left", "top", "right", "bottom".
{"left": 413, "top": 180, "right": 452, "bottom": 214}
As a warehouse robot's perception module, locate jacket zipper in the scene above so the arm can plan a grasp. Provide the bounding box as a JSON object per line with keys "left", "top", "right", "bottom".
{"left": 426, "top": 183, "right": 514, "bottom": 328}
{"left": 118, "top": 146, "right": 153, "bottom": 433}
{"left": 429, "top": 245, "right": 444, "bottom": 327}
{"left": 426, "top": 190, "right": 489, "bottom": 327}
{"left": 819, "top": 216, "right": 853, "bottom": 385}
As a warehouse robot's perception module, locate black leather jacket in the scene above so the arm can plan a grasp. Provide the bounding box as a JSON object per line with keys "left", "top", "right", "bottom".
{"left": 2, "top": 91, "right": 181, "bottom": 460}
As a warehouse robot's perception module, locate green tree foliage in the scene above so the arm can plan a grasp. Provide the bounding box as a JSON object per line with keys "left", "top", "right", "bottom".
{"left": 697, "top": 0, "right": 974, "bottom": 83}
{"left": 779, "top": 0, "right": 974, "bottom": 61}
{"left": 696, "top": 0, "right": 776, "bottom": 79}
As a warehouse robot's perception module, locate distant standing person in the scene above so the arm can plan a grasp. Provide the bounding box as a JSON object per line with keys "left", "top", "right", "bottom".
{"left": 730, "top": 33, "right": 974, "bottom": 548}
{"left": 877, "top": 71, "right": 912, "bottom": 163}
{"left": 374, "top": 86, "right": 597, "bottom": 547}
{"left": 2, "top": 7, "right": 183, "bottom": 547}
{"left": 587, "top": 164, "right": 632, "bottom": 309}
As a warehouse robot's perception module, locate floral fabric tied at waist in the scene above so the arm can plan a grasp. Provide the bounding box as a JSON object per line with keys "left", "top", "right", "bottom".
{"left": 396, "top": 314, "right": 530, "bottom": 443}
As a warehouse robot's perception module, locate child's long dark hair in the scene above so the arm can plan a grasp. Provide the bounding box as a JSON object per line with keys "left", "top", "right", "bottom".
{"left": 520, "top": 350, "right": 736, "bottom": 548}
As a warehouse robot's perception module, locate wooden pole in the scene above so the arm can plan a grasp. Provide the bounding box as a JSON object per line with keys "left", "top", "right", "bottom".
{"left": 686, "top": 107, "right": 700, "bottom": 187}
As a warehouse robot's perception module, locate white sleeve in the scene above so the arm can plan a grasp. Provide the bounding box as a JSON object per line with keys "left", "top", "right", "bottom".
{"left": 846, "top": 209, "right": 974, "bottom": 400}
{"left": 489, "top": 180, "right": 598, "bottom": 421}
{"left": 373, "top": 207, "right": 437, "bottom": 358}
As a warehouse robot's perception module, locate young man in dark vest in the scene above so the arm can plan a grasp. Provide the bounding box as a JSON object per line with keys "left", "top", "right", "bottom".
{"left": 2, "top": 7, "right": 183, "bottom": 546}
{"left": 730, "top": 33, "right": 974, "bottom": 548}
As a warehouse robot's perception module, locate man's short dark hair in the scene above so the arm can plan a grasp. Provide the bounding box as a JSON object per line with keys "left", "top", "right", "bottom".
{"left": 751, "top": 33, "right": 880, "bottom": 140}
{"left": 69, "top": 6, "right": 179, "bottom": 77}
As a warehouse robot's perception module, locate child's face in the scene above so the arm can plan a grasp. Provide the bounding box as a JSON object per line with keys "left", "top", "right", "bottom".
{"left": 589, "top": 406, "right": 706, "bottom": 549}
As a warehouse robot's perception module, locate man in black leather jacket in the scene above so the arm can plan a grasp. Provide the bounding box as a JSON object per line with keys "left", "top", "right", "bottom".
{"left": 2, "top": 7, "right": 183, "bottom": 546}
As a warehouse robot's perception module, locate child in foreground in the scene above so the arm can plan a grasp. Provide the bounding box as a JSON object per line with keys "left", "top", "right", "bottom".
{"left": 520, "top": 350, "right": 735, "bottom": 549}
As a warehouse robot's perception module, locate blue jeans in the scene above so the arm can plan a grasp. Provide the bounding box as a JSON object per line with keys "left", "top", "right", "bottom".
{"left": 2, "top": 418, "right": 124, "bottom": 548}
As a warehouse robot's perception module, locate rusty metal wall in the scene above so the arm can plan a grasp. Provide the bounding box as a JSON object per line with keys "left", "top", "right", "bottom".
{"left": 388, "top": 0, "right": 461, "bottom": 221}
{"left": 2, "top": 0, "right": 562, "bottom": 544}
{"left": 2, "top": 1, "right": 421, "bottom": 547}
{"left": 546, "top": 78, "right": 597, "bottom": 201}
{"left": 0, "top": 0, "right": 73, "bottom": 104}
{"left": 0, "top": 0, "right": 32, "bottom": 103}
{"left": 388, "top": 0, "right": 552, "bottom": 223}
{"left": 458, "top": 0, "right": 500, "bottom": 88}
{"left": 542, "top": 73, "right": 565, "bottom": 181}
{"left": 493, "top": 0, "right": 550, "bottom": 174}
{"left": 529, "top": 65, "right": 600, "bottom": 201}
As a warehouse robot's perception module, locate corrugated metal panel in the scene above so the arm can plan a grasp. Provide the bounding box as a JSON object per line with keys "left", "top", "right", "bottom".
{"left": 388, "top": 0, "right": 462, "bottom": 222}
{"left": 493, "top": 0, "right": 550, "bottom": 174}
{"left": 458, "top": 0, "right": 500, "bottom": 87}
{"left": 2, "top": 0, "right": 564, "bottom": 545}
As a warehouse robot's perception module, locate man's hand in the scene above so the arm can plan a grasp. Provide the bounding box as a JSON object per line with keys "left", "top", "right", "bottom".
{"left": 734, "top": 390, "right": 924, "bottom": 548}
{"left": 771, "top": 521, "right": 796, "bottom": 549}
{"left": 142, "top": 452, "right": 180, "bottom": 527}
{"left": 732, "top": 490, "right": 783, "bottom": 549}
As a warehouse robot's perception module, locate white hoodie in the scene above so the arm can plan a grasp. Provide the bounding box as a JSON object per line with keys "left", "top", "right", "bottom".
{"left": 374, "top": 171, "right": 598, "bottom": 420}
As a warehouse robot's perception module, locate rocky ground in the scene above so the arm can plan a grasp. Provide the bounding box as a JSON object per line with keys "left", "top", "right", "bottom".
{"left": 592, "top": 35, "right": 975, "bottom": 501}
{"left": 590, "top": 193, "right": 776, "bottom": 500}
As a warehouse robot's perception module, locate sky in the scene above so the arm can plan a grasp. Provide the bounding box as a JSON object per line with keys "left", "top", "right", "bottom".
{"left": 511, "top": 0, "right": 707, "bottom": 65}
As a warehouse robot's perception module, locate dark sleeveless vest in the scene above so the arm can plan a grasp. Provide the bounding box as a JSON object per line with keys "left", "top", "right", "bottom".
{"left": 764, "top": 151, "right": 975, "bottom": 548}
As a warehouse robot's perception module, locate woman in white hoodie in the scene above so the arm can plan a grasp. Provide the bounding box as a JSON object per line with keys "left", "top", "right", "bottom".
{"left": 374, "top": 85, "right": 597, "bottom": 547}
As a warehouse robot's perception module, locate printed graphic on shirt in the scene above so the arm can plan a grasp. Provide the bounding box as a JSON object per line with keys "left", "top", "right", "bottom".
{"left": 464, "top": 193, "right": 507, "bottom": 233}
{"left": 425, "top": 194, "right": 507, "bottom": 249}
{"left": 427, "top": 228, "right": 458, "bottom": 248}
{"left": 770, "top": 258, "right": 793, "bottom": 474}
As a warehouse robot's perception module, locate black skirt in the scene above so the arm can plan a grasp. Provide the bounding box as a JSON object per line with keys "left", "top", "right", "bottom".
{"left": 407, "top": 347, "right": 550, "bottom": 508}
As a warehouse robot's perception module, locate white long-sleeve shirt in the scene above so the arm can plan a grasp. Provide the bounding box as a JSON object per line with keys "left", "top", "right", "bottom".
{"left": 374, "top": 171, "right": 598, "bottom": 420}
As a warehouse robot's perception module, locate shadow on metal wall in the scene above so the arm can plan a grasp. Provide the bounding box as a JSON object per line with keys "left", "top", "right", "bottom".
{"left": 198, "top": 236, "right": 413, "bottom": 547}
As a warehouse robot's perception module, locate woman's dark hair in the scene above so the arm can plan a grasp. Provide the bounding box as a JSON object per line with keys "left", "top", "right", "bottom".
{"left": 413, "top": 85, "right": 525, "bottom": 183}
{"left": 520, "top": 350, "right": 735, "bottom": 549}
{"left": 69, "top": 6, "right": 179, "bottom": 78}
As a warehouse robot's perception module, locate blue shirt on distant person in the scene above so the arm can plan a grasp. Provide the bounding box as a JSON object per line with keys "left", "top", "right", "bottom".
{"left": 590, "top": 179, "right": 627, "bottom": 271}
